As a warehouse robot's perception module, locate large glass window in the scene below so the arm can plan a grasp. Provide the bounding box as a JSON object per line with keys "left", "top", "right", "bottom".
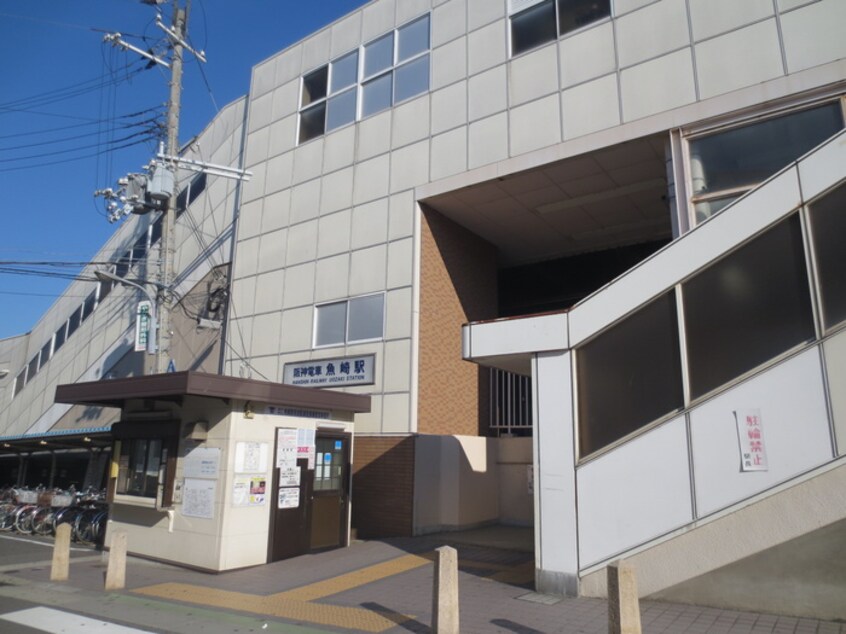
{"left": 511, "top": 0, "right": 610, "bottom": 56}
{"left": 315, "top": 294, "right": 385, "bottom": 347}
{"left": 117, "top": 438, "right": 163, "bottom": 498}
{"left": 682, "top": 214, "right": 815, "bottom": 399}
{"left": 808, "top": 181, "right": 846, "bottom": 331}
{"left": 689, "top": 102, "right": 844, "bottom": 223}
{"left": 577, "top": 291, "right": 684, "bottom": 457}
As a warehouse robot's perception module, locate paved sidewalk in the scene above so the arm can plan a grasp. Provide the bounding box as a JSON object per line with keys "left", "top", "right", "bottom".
{"left": 0, "top": 532, "right": 844, "bottom": 634}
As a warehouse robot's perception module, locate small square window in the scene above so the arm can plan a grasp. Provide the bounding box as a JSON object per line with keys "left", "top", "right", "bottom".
{"left": 301, "top": 66, "right": 328, "bottom": 107}
{"left": 299, "top": 102, "right": 327, "bottom": 143}
{"left": 558, "top": 0, "right": 610, "bottom": 36}
{"left": 54, "top": 323, "right": 67, "bottom": 352}
{"left": 331, "top": 51, "right": 358, "bottom": 93}
{"left": 326, "top": 88, "right": 357, "bottom": 132}
{"left": 38, "top": 340, "right": 52, "bottom": 371}
{"left": 316, "top": 302, "right": 347, "bottom": 347}
{"left": 511, "top": 0, "right": 557, "bottom": 56}
{"left": 397, "top": 14, "right": 430, "bottom": 62}
{"left": 394, "top": 55, "right": 429, "bottom": 104}
{"left": 364, "top": 32, "right": 394, "bottom": 79}
{"left": 362, "top": 73, "right": 393, "bottom": 117}
{"left": 348, "top": 294, "right": 384, "bottom": 342}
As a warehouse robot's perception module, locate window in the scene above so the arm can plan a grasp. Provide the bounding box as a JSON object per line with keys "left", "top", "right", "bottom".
{"left": 808, "top": 181, "right": 846, "bottom": 331}
{"left": 26, "top": 354, "right": 39, "bottom": 385}
{"left": 38, "top": 339, "right": 52, "bottom": 372}
{"left": 682, "top": 214, "right": 814, "bottom": 399}
{"left": 688, "top": 102, "right": 844, "bottom": 223}
{"left": 13, "top": 369, "right": 26, "bottom": 397}
{"left": 66, "top": 305, "right": 82, "bottom": 338}
{"left": 510, "top": 0, "right": 610, "bottom": 56}
{"left": 81, "top": 291, "right": 97, "bottom": 322}
{"left": 315, "top": 294, "right": 385, "bottom": 347}
{"left": 577, "top": 291, "right": 684, "bottom": 457}
{"left": 53, "top": 323, "right": 67, "bottom": 353}
{"left": 112, "top": 421, "right": 178, "bottom": 506}
{"left": 297, "top": 15, "right": 431, "bottom": 143}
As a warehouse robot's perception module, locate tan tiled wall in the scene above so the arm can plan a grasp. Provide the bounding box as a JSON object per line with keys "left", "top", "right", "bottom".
{"left": 419, "top": 207, "right": 498, "bottom": 437}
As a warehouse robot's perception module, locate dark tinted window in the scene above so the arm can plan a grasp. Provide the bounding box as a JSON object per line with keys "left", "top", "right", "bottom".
{"left": 299, "top": 103, "right": 326, "bottom": 143}
{"left": 558, "top": 0, "right": 611, "bottom": 35}
{"left": 809, "top": 181, "right": 846, "bottom": 330}
{"left": 511, "top": 0, "right": 557, "bottom": 56}
{"left": 301, "top": 66, "right": 328, "bottom": 107}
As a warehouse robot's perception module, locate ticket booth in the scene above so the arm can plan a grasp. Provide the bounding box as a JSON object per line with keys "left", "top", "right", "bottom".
{"left": 55, "top": 371, "right": 369, "bottom": 571}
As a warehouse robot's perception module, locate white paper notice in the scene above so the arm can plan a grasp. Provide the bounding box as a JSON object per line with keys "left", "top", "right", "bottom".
{"left": 183, "top": 447, "right": 220, "bottom": 479}
{"left": 278, "top": 487, "right": 299, "bottom": 509}
{"left": 232, "top": 477, "right": 250, "bottom": 507}
{"left": 182, "top": 478, "right": 216, "bottom": 519}
{"left": 276, "top": 429, "right": 298, "bottom": 469}
{"left": 235, "top": 442, "right": 268, "bottom": 473}
{"left": 279, "top": 467, "right": 300, "bottom": 487}
{"left": 734, "top": 408, "right": 768, "bottom": 472}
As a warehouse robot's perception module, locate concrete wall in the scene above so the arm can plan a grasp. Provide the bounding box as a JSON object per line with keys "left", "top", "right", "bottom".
{"left": 352, "top": 435, "right": 415, "bottom": 537}
{"left": 496, "top": 436, "right": 533, "bottom": 526}
{"left": 414, "top": 434, "right": 499, "bottom": 533}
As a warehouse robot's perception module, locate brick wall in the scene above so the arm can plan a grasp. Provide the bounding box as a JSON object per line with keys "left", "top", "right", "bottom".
{"left": 352, "top": 436, "right": 415, "bottom": 538}
{"left": 419, "top": 207, "right": 498, "bottom": 437}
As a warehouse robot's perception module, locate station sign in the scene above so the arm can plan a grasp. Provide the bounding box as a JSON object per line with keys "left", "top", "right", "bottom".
{"left": 282, "top": 354, "right": 375, "bottom": 388}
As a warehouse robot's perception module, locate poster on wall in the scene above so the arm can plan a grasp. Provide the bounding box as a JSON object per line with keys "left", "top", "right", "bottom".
{"left": 183, "top": 447, "right": 220, "bottom": 479}
{"left": 182, "top": 478, "right": 216, "bottom": 519}
{"left": 234, "top": 442, "right": 268, "bottom": 473}
{"left": 734, "top": 408, "right": 769, "bottom": 472}
{"left": 277, "top": 487, "right": 299, "bottom": 509}
{"left": 276, "top": 429, "right": 297, "bottom": 469}
{"left": 250, "top": 476, "right": 266, "bottom": 505}
{"left": 279, "top": 467, "right": 300, "bottom": 487}
{"left": 297, "top": 428, "right": 316, "bottom": 469}
{"left": 232, "top": 477, "right": 250, "bottom": 506}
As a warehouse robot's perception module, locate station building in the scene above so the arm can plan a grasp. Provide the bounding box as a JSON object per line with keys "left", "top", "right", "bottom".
{"left": 1, "top": 0, "right": 845, "bottom": 618}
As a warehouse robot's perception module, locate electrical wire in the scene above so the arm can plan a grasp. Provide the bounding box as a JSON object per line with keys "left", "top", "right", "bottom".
{"left": 0, "top": 107, "right": 164, "bottom": 141}
{"left": 0, "top": 136, "right": 156, "bottom": 173}
{"left": 0, "top": 127, "right": 158, "bottom": 163}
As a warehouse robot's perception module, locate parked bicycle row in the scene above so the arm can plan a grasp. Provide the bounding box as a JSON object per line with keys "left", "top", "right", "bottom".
{"left": 0, "top": 486, "right": 108, "bottom": 546}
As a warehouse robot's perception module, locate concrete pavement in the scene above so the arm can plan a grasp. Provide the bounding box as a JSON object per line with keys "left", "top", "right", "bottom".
{"left": 0, "top": 529, "right": 843, "bottom": 633}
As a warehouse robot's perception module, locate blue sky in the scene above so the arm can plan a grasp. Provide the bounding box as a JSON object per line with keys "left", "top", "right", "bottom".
{"left": 0, "top": 0, "right": 369, "bottom": 340}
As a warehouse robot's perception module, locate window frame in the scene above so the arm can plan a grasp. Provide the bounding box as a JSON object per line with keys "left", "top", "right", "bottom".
{"left": 110, "top": 421, "right": 178, "bottom": 508}
{"left": 313, "top": 293, "right": 386, "bottom": 349}
{"left": 509, "top": 0, "right": 612, "bottom": 57}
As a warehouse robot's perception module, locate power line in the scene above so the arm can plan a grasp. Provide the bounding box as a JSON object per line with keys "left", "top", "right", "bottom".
{"left": 0, "top": 136, "right": 156, "bottom": 173}
{"left": 0, "top": 127, "right": 158, "bottom": 163}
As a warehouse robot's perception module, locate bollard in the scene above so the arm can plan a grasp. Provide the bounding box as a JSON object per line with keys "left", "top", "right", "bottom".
{"left": 50, "top": 523, "right": 72, "bottom": 582}
{"left": 104, "top": 532, "right": 127, "bottom": 591}
{"left": 608, "top": 560, "right": 641, "bottom": 634}
{"left": 432, "top": 545, "right": 459, "bottom": 634}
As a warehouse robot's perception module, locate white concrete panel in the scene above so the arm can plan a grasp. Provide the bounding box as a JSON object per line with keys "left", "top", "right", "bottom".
{"left": 238, "top": 199, "right": 263, "bottom": 240}
{"left": 251, "top": 59, "right": 276, "bottom": 99}
{"left": 314, "top": 254, "right": 350, "bottom": 303}
{"left": 433, "top": 0, "right": 467, "bottom": 47}
{"left": 392, "top": 96, "right": 431, "bottom": 149}
{"left": 268, "top": 117, "right": 297, "bottom": 164}
{"left": 469, "top": 112, "right": 509, "bottom": 168}
{"left": 389, "top": 191, "right": 416, "bottom": 240}
{"left": 261, "top": 189, "right": 291, "bottom": 234}
{"left": 275, "top": 46, "right": 303, "bottom": 86}
{"left": 396, "top": 0, "right": 430, "bottom": 26}
{"left": 824, "top": 330, "right": 846, "bottom": 455}
{"left": 240, "top": 162, "right": 265, "bottom": 204}
{"left": 690, "top": 348, "right": 834, "bottom": 517}
{"left": 383, "top": 340, "right": 412, "bottom": 392}
{"left": 280, "top": 307, "right": 313, "bottom": 352}
{"left": 289, "top": 179, "right": 321, "bottom": 225}
{"left": 561, "top": 74, "right": 621, "bottom": 139}
{"left": 244, "top": 127, "right": 269, "bottom": 168}
{"left": 534, "top": 351, "right": 578, "bottom": 583}
{"left": 614, "top": 0, "right": 660, "bottom": 15}
{"left": 431, "top": 127, "right": 468, "bottom": 181}
{"left": 508, "top": 44, "right": 559, "bottom": 107}
{"left": 509, "top": 94, "right": 561, "bottom": 157}
{"left": 777, "top": 0, "right": 817, "bottom": 10}
{"left": 233, "top": 237, "right": 260, "bottom": 280}
{"left": 466, "top": 312, "right": 568, "bottom": 358}
{"left": 231, "top": 275, "right": 256, "bottom": 317}
{"left": 781, "top": 0, "right": 846, "bottom": 73}
{"left": 253, "top": 270, "right": 284, "bottom": 315}
{"left": 468, "top": 0, "right": 506, "bottom": 30}
{"left": 356, "top": 111, "right": 393, "bottom": 162}
{"left": 292, "top": 138, "right": 325, "bottom": 185}
{"left": 349, "top": 244, "right": 388, "bottom": 295}
{"left": 468, "top": 21, "right": 507, "bottom": 75}
{"left": 387, "top": 238, "right": 414, "bottom": 289}
{"left": 559, "top": 21, "right": 616, "bottom": 89}
{"left": 320, "top": 167, "right": 354, "bottom": 215}
{"left": 285, "top": 221, "right": 318, "bottom": 267}
{"left": 577, "top": 416, "right": 692, "bottom": 567}
{"left": 330, "top": 11, "right": 362, "bottom": 58}
{"left": 468, "top": 66, "right": 507, "bottom": 122}
{"left": 351, "top": 199, "right": 389, "bottom": 250}
{"left": 353, "top": 155, "right": 391, "bottom": 205}
{"left": 432, "top": 82, "right": 468, "bottom": 134}
{"left": 317, "top": 209, "right": 352, "bottom": 258}
{"left": 282, "top": 262, "right": 315, "bottom": 308}
{"left": 301, "top": 28, "right": 332, "bottom": 74}
{"left": 362, "top": 0, "right": 395, "bottom": 42}
{"left": 322, "top": 126, "right": 357, "bottom": 174}
{"left": 385, "top": 287, "right": 413, "bottom": 340}
{"left": 382, "top": 392, "right": 411, "bottom": 433}
{"left": 569, "top": 166, "right": 802, "bottom": 345}
{"left": 620, "top": 49, "right": 696, "bottom": 122}
{"left": 695, "top": 20, "right": 784, "bottom": 100}
{"left": 247, "top": 92, "right": 272, "bottom": 133}
{"left": 252, "top": 311, "right": 282, "bottom": 354}
{"left": 689, "top": 0, "right": 774, "bottom": 41}
{"left": 265, "top": 151, "right": 294, "bottom": 195}
{"left": 390, "top": 140, "right": 430, "bottom": 192}
{"left": 256, "top": 228, "right": 287, "bottom": 275}
{"left": 353, "top": 393, "right": 382, "bottom": 433}
{"left": 431, "top": 37, "right": 468, "bottom": 90}
{"left": 616, "top": 0, "right": 690, "bottom": 68}
{"left": 797, "top": 130, "right": 846, "bottom": 203}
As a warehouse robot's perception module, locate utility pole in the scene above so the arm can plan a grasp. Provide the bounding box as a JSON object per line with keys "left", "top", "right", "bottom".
{"left": 157, "top": 0, "right": 188, "bottom": 374}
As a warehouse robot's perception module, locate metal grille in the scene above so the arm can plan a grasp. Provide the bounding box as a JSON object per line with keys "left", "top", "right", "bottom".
{"left": 490, "top": 369, "right": 533, "bottom": 436}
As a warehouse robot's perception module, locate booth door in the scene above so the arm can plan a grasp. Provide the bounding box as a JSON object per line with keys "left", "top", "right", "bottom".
{"left": 269, "top": 454, "right": 312, "bottom": 562}
{"left": 310, "top": 432, "right": 351, "bottom": 550}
